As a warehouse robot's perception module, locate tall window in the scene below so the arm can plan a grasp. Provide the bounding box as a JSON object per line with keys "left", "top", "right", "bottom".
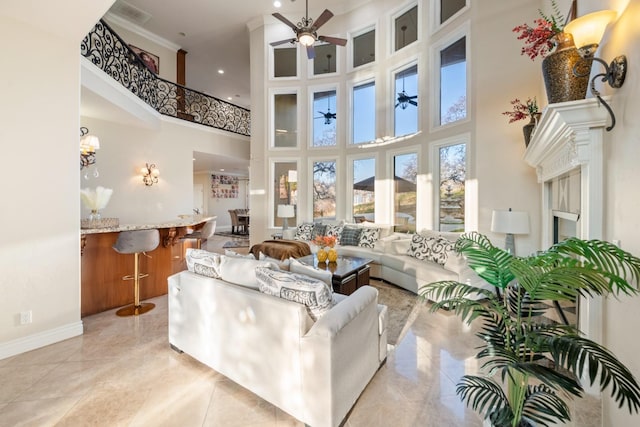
{"left": 394, "top": 5, "right": 418, "bottom": 51}
{"left": 274, "top": 93, "right": 297, "bottom": 147}
{"left": 441, "top": 0, "right": 466, "bottom": 24}
{"left": 313, "top": 161, "right": 336, "bottom": 220}
{"left": 352, "top": 158, "right": 376, "bottom": 221}
{"left": 273, "top": 162, "right": 298, "bottom": 227}
{"left": 352, "top": 81, "right": 375, "bottom": 144}
{"left": 438, "top": 143, "right": 466, "bottom": 231}
{"left": 313, "top": 44, "right": 336, "bottom": 75}
{"left": 393, "top": 152, "right": 417, "bottom": 232}
{"left": 353, "top": 28, "right": 375, "bottom": 68}
{"left": 440, "top": 37, "right": 467, "bottom": 125}
{"left": 394, "top": 64, "right": 418, "bottom": 136}
{"left": 273, "top": 46, "right": 297, "bottom": 78}
{"left": 312, "top": 90, "right": 337, "bottom": 147}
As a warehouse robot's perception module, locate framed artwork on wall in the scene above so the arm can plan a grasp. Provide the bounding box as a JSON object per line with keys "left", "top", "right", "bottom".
{"left": 129, "top": 45, "right": 159, "bottom": 74}
{"left": 211, "top": 174, "right": 239, "bottom": 198}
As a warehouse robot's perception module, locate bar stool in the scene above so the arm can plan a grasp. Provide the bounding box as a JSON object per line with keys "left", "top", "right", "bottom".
{"left": 112, "top": 229, "right": 160, "bottom": 316}
{"left": 182, "top": 219, "right": 216, "bottom": 249}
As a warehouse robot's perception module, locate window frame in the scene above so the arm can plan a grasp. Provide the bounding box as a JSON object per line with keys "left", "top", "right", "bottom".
{"left": 308, "top": 156, "right": 341, "bottom": 221}
{"left": 269, "top": 44, "right": 300, "bottom": 81}
{"left": 269, "top": 87, "right": 301, "bottom": 149}
{"left": 270, "top": 159, "right": 300, "bottom": 229}
{"left": 390, "top": 59, "right": 420, "bottom": 138}
{"left": 431, "top": 134, "right": 470, "bottom": 232}
{"left": 348, "top": 76, "right": 376, "bottom": 145}
{"left": 309, "top": 84, "right": 340, "bottom": 149}
{"left": 389, "top": 2, "right": 420, "bottom": 56}
{"left": 348, "top": 24, "right": 377, "bottom": 73}
{"left": 308, "top": 42, "right": 340, "bottom": 79}
{"left": 429, "top": 0, "right": 469, "bottom": 35}
{"left": 430, "top": 22, "right": 471, "bottom": 131}
{"left": 347, "top": 153, "right": 379, "bottom": 222}
{"left": 388, "top": 146, "right": 421, "bottom": 232}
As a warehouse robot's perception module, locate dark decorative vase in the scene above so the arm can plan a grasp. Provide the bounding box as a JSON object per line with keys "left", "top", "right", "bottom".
{"left": 542, "top": 32, "right": 593, "bottom": 104}
{"left": 522, "top": 113, "right": 541, "bottom": 148}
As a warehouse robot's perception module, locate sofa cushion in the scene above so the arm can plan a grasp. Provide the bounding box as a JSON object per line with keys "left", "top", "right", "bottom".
{"left": 294, "top": 223, "right": 314, "bottom": 241}
{"left": 218, "top": 256, "right": 279, "bottom": 290}
{"left": 258, "top": 252, "right": 291, "bottom": 271}
{"left": 224, "top": 249, "right": 256, "bottom": 259}
{"left": 361, "top": 221, "right": 393, "bottom": 239}
{"left": 255, "top": 267, "right": 333, "bottom": 320}
{"left": 407, "top": 234, "right": 435, "bottom": 261}
{"left": 185, "top": 248, "right": 222, "bottom": 278}
{"left": 358, "top": 227, "right": 380, "bottom": 248}
{"left": 390, "top": 237, "right": 413, "bottom": 255}
{"left": 325, "top": 224, "right": 344, "bottom": 244}
{"left": 340, "top": 226, "right": 362, "bottom": 246}
{"left": 289, "top": 258, "right": 332, "bottom": 285}
{"left": 373, "top": 234, "right": 401, "bottom": 253}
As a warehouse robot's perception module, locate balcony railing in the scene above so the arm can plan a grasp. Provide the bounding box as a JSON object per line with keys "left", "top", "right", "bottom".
{"left": 81, "top": 20, "right": 250, "bottom": 137}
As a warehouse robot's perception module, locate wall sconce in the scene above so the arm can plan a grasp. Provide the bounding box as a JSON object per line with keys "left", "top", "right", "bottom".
{"left": 141, "top": 163, "right": 160, "bottom": 186}
{"left": 80, "top": 127, "right": 100, "bottom": 172}
{"left": 565, "top": 10, "right": 626, "bottom": 131}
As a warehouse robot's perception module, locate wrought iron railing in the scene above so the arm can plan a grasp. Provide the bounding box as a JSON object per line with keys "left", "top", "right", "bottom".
{"left": 81, "top": 20, "right": 250, "bottom": 137}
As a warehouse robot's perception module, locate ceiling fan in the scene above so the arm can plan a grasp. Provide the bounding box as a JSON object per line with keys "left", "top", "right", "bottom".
{"left": 395, "top": 26, "right": 417, "bottom": 110}
{"left": 270, "top": 0, "right": 347, "bottom": 59}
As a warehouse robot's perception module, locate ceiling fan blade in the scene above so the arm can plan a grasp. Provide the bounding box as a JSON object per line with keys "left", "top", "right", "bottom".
{"left": 306, "top": 45, "right": 316, "bottom": 59}
{"left": 318, "top": 35, "right": 347, "bottom": 46}
{"left": 270, "top": 38, "right": 296, "bottom": 46}
{"left": 312, "top": 9, "right": 334, "bottom": 31}
{"left": 409, "top": 100, "right": 418, "bottom": 106}
{"left": 272, "top": 13, "right": 299, "bottom": 32}
{"left": 408, "top": 95, "right": 418, "bottom": 100}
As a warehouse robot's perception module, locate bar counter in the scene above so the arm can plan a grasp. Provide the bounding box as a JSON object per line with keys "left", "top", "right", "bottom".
{"left": 80, "top": 215, "right": 215, "bottom": 317}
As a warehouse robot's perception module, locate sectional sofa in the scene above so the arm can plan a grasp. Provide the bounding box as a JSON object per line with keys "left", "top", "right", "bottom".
{"left": 283, "top": 221, "right": 494, "bottom": 299}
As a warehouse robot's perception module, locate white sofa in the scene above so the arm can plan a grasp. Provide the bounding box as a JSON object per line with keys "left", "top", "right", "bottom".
{"left": 168, "top": 267, "right": 388, "bottom": 427}
{"left": 284, "top": 222, "right": 494, "bottom": 299}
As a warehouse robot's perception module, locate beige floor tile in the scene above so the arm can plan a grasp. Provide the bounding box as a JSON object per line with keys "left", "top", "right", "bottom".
{"left": 0, "top": 363, "right": 59, "bottom": 403}
{"left": 0, "top": 396, "right": 81, "bottom": 427}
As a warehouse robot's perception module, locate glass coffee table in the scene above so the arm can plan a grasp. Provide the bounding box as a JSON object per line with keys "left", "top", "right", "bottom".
{"left": 297, "top": 254, "right": 373, "bottom": 295}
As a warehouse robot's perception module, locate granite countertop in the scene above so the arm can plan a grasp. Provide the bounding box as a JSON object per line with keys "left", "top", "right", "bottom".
{"left": 80, "top": 215, "right": 216, "bottom": 235}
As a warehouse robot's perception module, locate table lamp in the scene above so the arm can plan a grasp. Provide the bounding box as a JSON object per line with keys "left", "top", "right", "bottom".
{"left": 277, "top": 204, "right": 295, "bottom": 232}
{"left": 491, "top": 208, "right": 530, "bottom": 255}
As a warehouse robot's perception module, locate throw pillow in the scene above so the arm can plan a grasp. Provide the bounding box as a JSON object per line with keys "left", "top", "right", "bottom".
{"left": 294, "top": 223, "right": 314, "bottom": 241}
{"left": 427, "top": 236, "right": 455, "bottom": 266}
{"left": 407, "top": 234, "right": 436, "bottom": 261}
{"left": 289, "top": 257, "right": 332, "bottom": 285}
{"left": 218, "top": 256, "right": 279, "bottom": 290}
{"left": 340, "top": 226, "right": 362, "bottom": 246}
{"left": 258, "top": 252, "right": 291, "bottom": 271}
{"left": 325, "top": 224, "right": 343, "bottom": 244}
{"left": 255, "top": 267, "right": 333, "bottom": 320}
{"left": 185, "top": 248, "right": 222, "bottom": 278}
{"left": 311, "top": 223, "right": 327, "bottom": 239}
{"left": 358, "top": 227, "right": 380, "bottom": 248}
{"left": 224, "top": 249, "right": 256, "bottom": 259}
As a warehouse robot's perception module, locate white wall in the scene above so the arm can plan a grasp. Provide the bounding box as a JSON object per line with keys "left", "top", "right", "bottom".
{"left": 80, "top": 115, "right": 249, "bottom": 225}
{"left": 598, "top": 0, "right": 640, "bottom": 425}
{"left": 0, "top": 0, "right": 114, "bottom": 357}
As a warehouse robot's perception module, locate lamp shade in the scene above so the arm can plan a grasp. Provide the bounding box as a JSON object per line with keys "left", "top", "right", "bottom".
{"left": 277, "top": 204, "right": 295, "bottom": 218}
{"left": 564, "top": 10, "right": 616, "bottom": 51}
{"left": 80, "top": 134, "right": 100, "bottom": 153}
{"left": 491, "top": 209, "right": 530, "bottom": 235}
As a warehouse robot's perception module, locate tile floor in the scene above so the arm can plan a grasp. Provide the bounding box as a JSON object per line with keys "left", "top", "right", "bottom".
{"left": 0, "top": 236, "right": 601, "bottom": 426}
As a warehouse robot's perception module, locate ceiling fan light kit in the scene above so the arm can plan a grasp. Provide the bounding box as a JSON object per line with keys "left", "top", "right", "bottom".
{"left": 271, "top": 0, "right": 347, "bottom": 59}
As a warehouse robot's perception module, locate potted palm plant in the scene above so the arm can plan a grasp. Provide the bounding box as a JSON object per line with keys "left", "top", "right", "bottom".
{"left": 419, "top": 232, "right": 640, "bottom": 427}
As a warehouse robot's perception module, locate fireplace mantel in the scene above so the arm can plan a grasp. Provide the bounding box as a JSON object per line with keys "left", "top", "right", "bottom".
{"left": 524, "top": 97, "right": 610, "bottom": 183}
{"left": 522, "top": 97, "right": 612, "bottom": 377}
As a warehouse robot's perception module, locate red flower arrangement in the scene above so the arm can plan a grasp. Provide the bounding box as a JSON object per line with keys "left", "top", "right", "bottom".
{"left": 513, "top": 0, "right": 565, "bottom": 60}
{"left": 313, "top": 235, "right": 336, "bottom": 248}
{"left": 503, "top": 98, "right": 539, "bottom": 123}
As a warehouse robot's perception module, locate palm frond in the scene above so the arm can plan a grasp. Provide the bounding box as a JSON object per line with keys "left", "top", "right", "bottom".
{"left": 549, "top": 238, "right": 640, "bottom": 296}
{"left": 456, "top": 375, "right": 512, "bottom": 423}
{"left": 544, "top": 335, "right": 640, "bottom": 413}
{"left": 521, "top": 384, "right": 571, "bottom": 427}
{"left": 456, "top": 232, "right": 515, "bottom": 289}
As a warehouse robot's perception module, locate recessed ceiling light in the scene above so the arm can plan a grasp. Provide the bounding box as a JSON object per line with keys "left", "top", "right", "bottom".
{"left": 227, "top": 96, "right": 233, "bottom": 100}
{"left": 220, "top": 169, "right": 225, "bottom": 172}
{"left": 274, "top": 1, "right": 281, "bottom": 7}
{"left": 217, "top": 69, "right": 224, "bottom": 74}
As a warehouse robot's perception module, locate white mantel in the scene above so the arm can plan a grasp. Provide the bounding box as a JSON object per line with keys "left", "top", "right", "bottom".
{"left": 523, "top": 97, "right": 611, "bottom": 392}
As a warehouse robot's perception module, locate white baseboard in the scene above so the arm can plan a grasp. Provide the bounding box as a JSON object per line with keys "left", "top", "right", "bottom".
{"left": 0, "top": 321, "right": 84, "bottom": 360}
